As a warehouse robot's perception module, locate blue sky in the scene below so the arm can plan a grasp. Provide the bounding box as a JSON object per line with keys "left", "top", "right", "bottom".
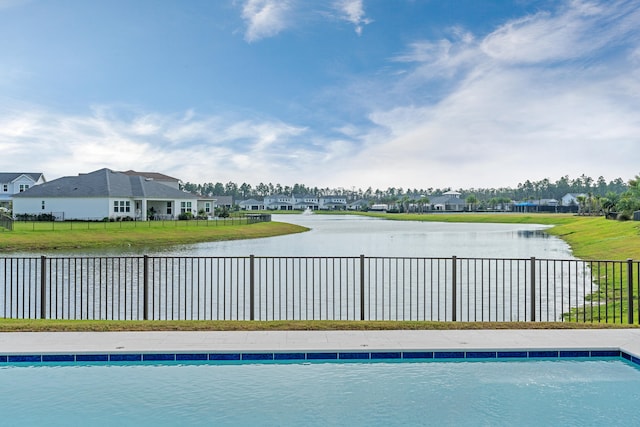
{"left": 1, "top": 0, "right": 639, "bottom": 190}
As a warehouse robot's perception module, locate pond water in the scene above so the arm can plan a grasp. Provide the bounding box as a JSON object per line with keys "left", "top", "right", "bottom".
{"left": 154, "top": 214, "right": 575, "bottom": 260}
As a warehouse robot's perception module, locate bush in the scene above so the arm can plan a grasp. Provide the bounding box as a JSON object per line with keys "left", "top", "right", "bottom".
{"left": 215, "top": 206, "right": 230, "bottom": 218}
{"left": 178, "top": 212, "right": 193, "bottom": 220}
{"left": 616, "top": 212, "right": 631, "bottom": 221}
{"left": 15, "top": 213, "right": 55, "bottom": 221}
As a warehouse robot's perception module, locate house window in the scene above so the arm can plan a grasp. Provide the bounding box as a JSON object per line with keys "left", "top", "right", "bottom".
{"left": 180, "top": 201, "right": 192, "bottom": 213}
{"left": 41, "top": 201, "right": 45, "bottom": 210}
{"left": 167, "top": 201, "right": 172, "bottom": 215}
{"left": 113, "top": 200, "right": 131, "bottom": 213}
{"left": 205, "top": 202, "right": 211, "bottom": 213}
{"left": 19, "top": 184, "right": 29, "bottom": 192}
{"left": 2, "top": 184, "right": 7, "bottom": 192}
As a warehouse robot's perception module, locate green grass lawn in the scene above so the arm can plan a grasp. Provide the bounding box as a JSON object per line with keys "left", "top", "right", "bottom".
{"left": 0, "top": 220, "right": 308, "bottom": 252}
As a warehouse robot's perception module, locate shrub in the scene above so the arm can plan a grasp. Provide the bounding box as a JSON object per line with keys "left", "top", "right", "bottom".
{"left": 616, "top": 212, "right": 631, "bottom": 221}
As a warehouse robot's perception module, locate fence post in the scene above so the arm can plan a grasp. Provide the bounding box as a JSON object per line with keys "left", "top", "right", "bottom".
{"left": 143, "top": 255, "right": 149, "bottom": 320}
{"left": 40, "top": 256, "right": 46, "bottom": 319}
{"left": 530, "top": 257, "right": 536, "bottom": 322}
{"left": 360, "top": 255, "right": 365, "bottom": 321}
{"left": 250, "top": 255, "right": 255, "bottom": 321}
{"left": 452, "top": 256, "right": 457, "bottom": 322}
{"left": 628, "top": 259, "right": 634, "bottom": 325}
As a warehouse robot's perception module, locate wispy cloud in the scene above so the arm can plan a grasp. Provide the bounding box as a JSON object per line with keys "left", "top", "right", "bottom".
{"left": 0, "top": 106, "right": 315, "bottom": 184}
{"left": 238, "top": 0, "right": 372, "bottom": 42}
{"left": 333, "top": 0, "right": 371, "bottom": 36}
{"left": 480, "top": 0, "right": 640, "bottom": 64}
{"left": 241, "top": 0, "right": 293, "bottom": 42}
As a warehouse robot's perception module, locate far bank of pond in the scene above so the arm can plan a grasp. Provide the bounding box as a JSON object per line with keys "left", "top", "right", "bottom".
{"left": 356, "top": 212, "right": 640, "bottom": 261}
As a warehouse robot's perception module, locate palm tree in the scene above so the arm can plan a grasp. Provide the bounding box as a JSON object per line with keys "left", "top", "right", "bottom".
{"left": 465, "top": 195, "right": 479, "bottom": 212}
{"left": 576, "top": 195, "right": 586, "bottom": 215}
{"left": 416, "top": 196, "right": 430, "bottom": 213}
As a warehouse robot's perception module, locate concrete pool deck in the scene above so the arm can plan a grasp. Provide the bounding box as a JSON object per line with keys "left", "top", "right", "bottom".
{"left": 1, "top": 329, "right": 640, "bottom": 357}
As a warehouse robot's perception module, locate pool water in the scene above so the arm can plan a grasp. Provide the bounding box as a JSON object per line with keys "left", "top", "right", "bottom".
{"left": 1, "top": 359, "right": 639, "bottom": 426}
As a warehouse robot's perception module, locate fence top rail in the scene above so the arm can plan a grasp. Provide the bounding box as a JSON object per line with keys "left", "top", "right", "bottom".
{"left": 1, "top": 254, "right": 635, "bottom": 263}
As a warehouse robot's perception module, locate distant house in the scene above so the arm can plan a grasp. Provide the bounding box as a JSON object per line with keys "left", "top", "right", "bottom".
{"left": 264, "top": 194, "right": 294, "bottom": 210}
{"left": 429, "top": 191, "right": 466, "bottom": 211}
{"left": 370, "top": 203, "right": 388, "bottom": 212}
{"left": 537, "top": 198, "right": 559, "bottom": 207}
{"left": 214, "top": 195, "right": 234, "bottom": 210}
{"left": 0, "top": 172, "right": 46, "bottom": 209}
{"left": 319, "top": 195, "right": 347, "bottom": 210}
{"left": 293, "top": 194, "right": 319, "bottom": 210}
{"left": 238, "top": 198, "right": 265, "bottom": 211}
{"left": 348, "top": 199, "right": 369, "bottom": 211}
{"left": 13, "top": 168, "right": 211, "bottom": 221}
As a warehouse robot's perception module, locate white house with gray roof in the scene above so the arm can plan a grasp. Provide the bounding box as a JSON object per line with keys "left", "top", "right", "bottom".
{"left": 429, "top": 191, "right": 467, "bottom": 211}
{"left": 13, "top": 168, "right": 210, "bottom": 221}
{"left": 0, "top": 172, "right": 46, "bottom": 209}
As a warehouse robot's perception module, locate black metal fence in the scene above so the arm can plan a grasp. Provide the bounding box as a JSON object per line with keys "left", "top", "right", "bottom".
{"left": 1, "top": 255, "right": 638, "bottom": 323}
{"left": 9, "top": 213, "right": 271, "bottom": 231}
{"left": 0, "top": 214, "right": 12, "bottom": 231}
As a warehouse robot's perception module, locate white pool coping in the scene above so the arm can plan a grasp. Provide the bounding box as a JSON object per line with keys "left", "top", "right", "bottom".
{"left": 1, "top": 329, "right": 640, "bottom": 357}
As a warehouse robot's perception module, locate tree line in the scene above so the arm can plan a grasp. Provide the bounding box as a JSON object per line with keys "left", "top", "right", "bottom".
{"left": 181, "top": 174, "right": 640, "bottom": 218}
{"left": 182, "top": 174, "right": 627, "bottom": 202}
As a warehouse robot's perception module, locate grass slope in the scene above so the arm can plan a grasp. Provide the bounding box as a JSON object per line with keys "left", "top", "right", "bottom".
{"left": 0, "top": 221, "right": 308, "bottom": 252}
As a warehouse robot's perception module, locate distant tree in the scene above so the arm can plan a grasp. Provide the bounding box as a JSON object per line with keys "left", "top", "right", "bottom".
{"left": 400, "top": 195, "right": 411, "bottom": 213}
{"left": 576, "top": 195, "right": 587, "bottom": 215}
{"left": 600, "top": 197, "right": 613, "bottom": 216}
{"left": 629, "top": 174, "right": 640, "bottom": 198}
{"left": 239, "top": 183, "right": 252, "bottom": 198}
{"left": 212, "top": 182, "right": 225, "bottom": 195}
{"left": 465, "top": 195, "right": 479, "bottom": 211}
{"left": 416, "top": 196, "right": 429, "bottom": 213}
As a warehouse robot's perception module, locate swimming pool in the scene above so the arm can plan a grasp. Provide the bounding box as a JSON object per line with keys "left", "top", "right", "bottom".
{"left": 1, "top": 355, "right": 640, "bottom": 426}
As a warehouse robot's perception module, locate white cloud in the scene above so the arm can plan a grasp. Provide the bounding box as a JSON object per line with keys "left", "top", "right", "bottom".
{"left": 333, "top": 0, "right": 371, "bottom": 35}
{"left": 238, "top": 0, "right": 372, "bottom": 42}
{"left": 481, "top": 0, "right": 640, "bottom": 64}
{"left": 241, "top": 0, "right": 292, "bottom": 42}
{"left": 326, "top": 0, "right": 640, "bottom": 189}
{"left": 0, "top": 105, "right": 319, "bottom": 185}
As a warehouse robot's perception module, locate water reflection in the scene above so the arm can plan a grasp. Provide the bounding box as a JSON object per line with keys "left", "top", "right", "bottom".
{"left": 517, "top": 230, "right": 550, "bottom": 239}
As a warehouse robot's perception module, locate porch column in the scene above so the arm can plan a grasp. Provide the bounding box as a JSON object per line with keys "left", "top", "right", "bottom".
{"left": 140, "top": 199, "right": 147, "bottom": 221}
